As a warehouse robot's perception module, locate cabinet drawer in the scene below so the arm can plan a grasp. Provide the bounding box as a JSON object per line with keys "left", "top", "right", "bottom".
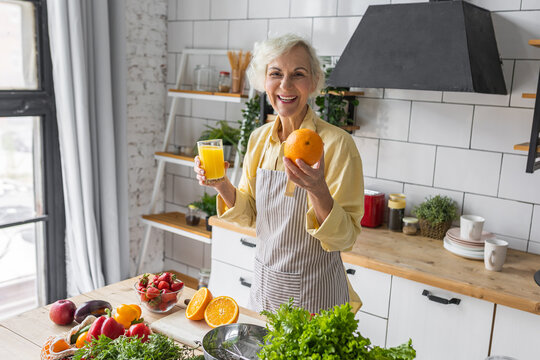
{"left": 208, "top": 259, "right": 254, "bottom": 309}
{"left": 386, "top": 277, "right": 493, "bottom": 360}
{"left": 356, "top": 311, "right": 387, "bottom": 348}
{"left": 344, "top": 263, "right": 391, "bottom": 318}
{"left": 211, "top": 226, "right": 257, "bottom": 271}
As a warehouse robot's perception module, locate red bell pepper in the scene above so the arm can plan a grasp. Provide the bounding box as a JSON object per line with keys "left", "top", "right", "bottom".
{"left": 86, "top": 311, "right": 125, "bottom": 341}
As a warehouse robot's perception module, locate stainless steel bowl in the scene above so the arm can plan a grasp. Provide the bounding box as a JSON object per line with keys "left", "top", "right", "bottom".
{"left": 201, "top": 323, "right": 268, "bottom": 360}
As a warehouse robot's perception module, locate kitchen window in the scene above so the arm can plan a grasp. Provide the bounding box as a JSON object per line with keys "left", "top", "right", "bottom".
{"left": 0, "top": 0, "right": 65, "bottom": 319}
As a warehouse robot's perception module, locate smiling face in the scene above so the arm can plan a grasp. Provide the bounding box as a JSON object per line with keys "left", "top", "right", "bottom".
{"left": 264, "top": 45, "right": 316, "bottom": 121}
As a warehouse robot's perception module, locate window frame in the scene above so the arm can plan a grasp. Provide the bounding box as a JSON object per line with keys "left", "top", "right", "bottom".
{"left": 0, "top": 0, "right": 66, "bottom": 303}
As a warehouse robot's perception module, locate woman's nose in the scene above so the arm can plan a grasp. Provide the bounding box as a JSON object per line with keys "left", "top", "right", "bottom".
{"left": 280, "top": 75, "right": 293, "bottom": 90}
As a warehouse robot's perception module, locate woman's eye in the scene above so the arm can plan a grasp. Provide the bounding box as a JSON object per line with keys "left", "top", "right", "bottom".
{"left": 269, "top": 72, "right": 281, "bottom": 77}
{"left": 294, "top": 73, "right": 305, "bottom": 77}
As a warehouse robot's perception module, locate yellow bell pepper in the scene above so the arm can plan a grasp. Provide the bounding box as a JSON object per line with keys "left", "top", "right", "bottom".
{"left": 113, "top": 304, "right": 142, "bottom": 329}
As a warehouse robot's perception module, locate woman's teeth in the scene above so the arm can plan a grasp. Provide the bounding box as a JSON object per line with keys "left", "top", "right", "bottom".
{"left": 278, "top": 95, "right": 297, "bottom": 103}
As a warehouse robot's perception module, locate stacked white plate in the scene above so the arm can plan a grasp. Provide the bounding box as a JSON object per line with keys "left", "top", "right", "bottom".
{"left": 443, "top": 227, "right": 494, "bottom": 260}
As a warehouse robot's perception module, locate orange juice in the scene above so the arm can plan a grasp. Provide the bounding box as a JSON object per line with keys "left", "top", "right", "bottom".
{"left": 199, "top": 145, "right": 225, "bottom": 181}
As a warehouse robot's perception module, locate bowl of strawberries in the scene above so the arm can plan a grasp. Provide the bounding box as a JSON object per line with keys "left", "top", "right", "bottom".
{"left": 134, "top": 272, "right": 184, "bottom": 313}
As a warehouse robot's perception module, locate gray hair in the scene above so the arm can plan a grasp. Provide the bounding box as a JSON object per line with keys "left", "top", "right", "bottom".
{"left": 246, "top": 34, "right": 325, "bottom": 98}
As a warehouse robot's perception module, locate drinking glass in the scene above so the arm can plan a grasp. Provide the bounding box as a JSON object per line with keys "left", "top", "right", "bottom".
{"left": 197, "top": 139, "right": 225, "bottom": 184}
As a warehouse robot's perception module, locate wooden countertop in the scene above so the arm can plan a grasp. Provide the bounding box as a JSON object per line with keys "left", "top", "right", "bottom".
{"left": 209, "top": 216, "right": 540, "bottom": 315}
{"left": 0, "top": 276, "right": 262, "bottom": 359}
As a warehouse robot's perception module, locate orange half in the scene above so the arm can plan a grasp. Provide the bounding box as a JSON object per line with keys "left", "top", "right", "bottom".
{"left": 185, "top": 287, "right": 213, "bottom": 320}
{"left": 204, "top": 296, "right": 239, "bottom": 328}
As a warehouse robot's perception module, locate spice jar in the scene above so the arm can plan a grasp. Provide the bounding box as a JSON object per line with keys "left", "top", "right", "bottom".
{"left": 185, "top": 204, "right": 201, "bottom": 226}
{"left": 388, "top": 193, "right": 406, "bottom": 232}
{"left": 402, "top": 217, "right": 418, "bottom": 235}
{"left": 218, "top": 71, "right": 231, "bottom": 92}
{"left": 198, "top": 268, "right": 211, "bottom": 289}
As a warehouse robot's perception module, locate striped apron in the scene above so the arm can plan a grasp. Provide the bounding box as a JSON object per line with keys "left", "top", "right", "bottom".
{"left": 249, "top": 155, "right": 349, "bottom": 314}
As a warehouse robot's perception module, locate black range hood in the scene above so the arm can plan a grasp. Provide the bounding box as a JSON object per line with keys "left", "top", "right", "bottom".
{"left": 327, "top": 0, "right": 507, "bottom": 94}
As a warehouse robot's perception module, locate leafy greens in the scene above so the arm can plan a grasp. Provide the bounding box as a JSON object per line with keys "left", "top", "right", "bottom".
{"left": 258, "top": 300, "right": 416, "bottom": 360}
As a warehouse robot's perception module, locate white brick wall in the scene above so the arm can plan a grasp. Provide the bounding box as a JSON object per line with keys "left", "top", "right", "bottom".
{"left": 126, "top": 0, "right": 168, "bottom": 274}
{"left": 158, "top": 0, "right": 540, "bottom": 277}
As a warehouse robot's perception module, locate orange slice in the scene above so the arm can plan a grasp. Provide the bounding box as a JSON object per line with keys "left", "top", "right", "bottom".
{"left": 204, "top": 296, "right": 239, "bottom": 328}
{"left": 185, "top": 287, "right": 213, "bottom": 320}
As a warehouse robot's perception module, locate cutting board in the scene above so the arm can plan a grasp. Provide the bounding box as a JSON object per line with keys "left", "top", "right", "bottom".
{"left": 150, "top": 306, "right": 266, "bottom": 347}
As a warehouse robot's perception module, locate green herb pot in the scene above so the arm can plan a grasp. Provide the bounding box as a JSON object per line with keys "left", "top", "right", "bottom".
{"left": 419, "top": 218, "right": 452, "bottom": 240}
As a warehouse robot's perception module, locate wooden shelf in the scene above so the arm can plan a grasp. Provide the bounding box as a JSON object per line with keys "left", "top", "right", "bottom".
{"left": 155, "top": 152, "right": 194, "bottom": 166}
{"left": 141, "top": 212, "right": 211, "bottom": 243}
{"left": 522, "top": 93, "right": 537, "bottom": 99}
{"left": 168, "top": 89, "right": 248, "bottom": 103}
{"left": 529, "top": 39, "right": 540, "bottom": 47}
{"left": 513, "top": 142, "right": 540, "bottom": 153}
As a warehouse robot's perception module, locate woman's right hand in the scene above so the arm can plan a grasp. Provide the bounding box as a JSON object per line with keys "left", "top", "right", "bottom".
{"left": 194, "top": 156, "right": 230, "bottom": 187}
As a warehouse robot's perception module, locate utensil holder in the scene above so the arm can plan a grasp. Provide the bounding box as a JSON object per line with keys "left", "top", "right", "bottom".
{"left": 231, "top": 69, "right": 244, "bottom": 94}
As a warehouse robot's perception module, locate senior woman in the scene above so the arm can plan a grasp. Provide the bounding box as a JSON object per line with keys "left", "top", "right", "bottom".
{"left": 194, "top": 34, "right": 364, "bottom": 314}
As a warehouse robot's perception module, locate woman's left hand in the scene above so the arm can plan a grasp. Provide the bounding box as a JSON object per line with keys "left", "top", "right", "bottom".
{"left": 283, "top": 151, "right": 327, "bottom": 196}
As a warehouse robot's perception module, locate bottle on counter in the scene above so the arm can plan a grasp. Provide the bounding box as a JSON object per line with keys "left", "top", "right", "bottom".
{"left": 388, "top": 193, "right": 406, "bottom": 232}
{"left": 198, "top": 268, "right": 211, "bottom": 289}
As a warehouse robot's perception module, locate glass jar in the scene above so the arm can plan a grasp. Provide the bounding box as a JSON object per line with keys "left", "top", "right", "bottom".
{"left": 218, "top": 71, "right": 231, "bottom": 93}
{"left": 193, "top": 64, "right": 216, "bottom": 91}
{"left": 185, "top": 204, "right": 200, "bottom": 226}
{"left": 198, "top": 268, "right": 211, "bottom": 289}
{"left": 402, "top": 217, "right": 418, "bottom": 235}
{"left": 388, "top": 193, "right": 406, "bottom": 232}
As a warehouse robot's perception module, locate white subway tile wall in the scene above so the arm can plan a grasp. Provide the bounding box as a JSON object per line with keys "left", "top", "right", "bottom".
{"left": 162, "top": 0, "right": 540, "bottom": 273}
{"left": 471, "top": 106, "right": 534, "bottom": 154}
{"left": 409, "top": 102, "right": 473, "bottom": 148}
{"left": 434, "top": 147, "right": 501, "bottom": 196}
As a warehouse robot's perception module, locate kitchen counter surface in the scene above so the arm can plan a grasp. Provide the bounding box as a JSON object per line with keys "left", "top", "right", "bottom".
{"left": 0, "top": 276, "right": 262, "bottom": 359}
{"left": 209, "top": 216, "right": 540, "bottom": 315}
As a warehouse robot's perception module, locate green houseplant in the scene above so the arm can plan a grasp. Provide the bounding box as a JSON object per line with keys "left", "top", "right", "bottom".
{"left": 195, "top": 121, "right": 241, "bottom": 161}
{"left": 237, "top": 93, "right": 262, "bottom": 158}
{"left": 191, "top": 192, "right": 217, "bottom": 231}
{"left": 413, "top": 195, "right": 458, "bottom": 240}
{"left": 315, "top": 67, "right": 359, "bottom": 130}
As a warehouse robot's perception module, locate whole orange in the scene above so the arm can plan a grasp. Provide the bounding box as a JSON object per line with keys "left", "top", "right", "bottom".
{"left": 284, "top": 128, "right": 324, "bottom": 166}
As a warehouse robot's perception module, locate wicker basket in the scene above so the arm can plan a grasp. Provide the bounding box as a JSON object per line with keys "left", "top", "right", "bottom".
{"left": 418, "top": 218, "right": 452, "bottom": 240}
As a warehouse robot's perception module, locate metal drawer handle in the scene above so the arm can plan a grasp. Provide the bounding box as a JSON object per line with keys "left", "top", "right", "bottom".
{"left": 346, "top": 268, "right": 356, "bottom": 275}
{"left": 422, "top": 290, "right": 461, "bottom": 305}
{"left": 239, "top": 277, "right": 252, "bottom": 288}
{"left": 240, "top": 238, "right": 256, "bottom": 248}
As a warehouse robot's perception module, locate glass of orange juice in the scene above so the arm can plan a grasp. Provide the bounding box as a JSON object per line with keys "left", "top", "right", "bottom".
{"left": 197, "top": 139, "right": 225, "bottom": 184}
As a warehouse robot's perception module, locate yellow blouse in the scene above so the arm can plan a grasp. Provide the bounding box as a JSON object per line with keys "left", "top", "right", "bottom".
{"left": 217, "top": 106, "right": 365, "bottom": 312}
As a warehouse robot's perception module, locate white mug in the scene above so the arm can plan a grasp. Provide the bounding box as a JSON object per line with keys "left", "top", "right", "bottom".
{"left": 460, "top": 215, "right": 485, "bottom": 241}
{"left": 484, "top": 238, "right": 508, "bottom": 271}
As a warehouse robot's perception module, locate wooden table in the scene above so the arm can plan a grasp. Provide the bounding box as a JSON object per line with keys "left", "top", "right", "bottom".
{"left": 209, "top": 216, "right": 540, "bottom": 315}
{"left": 0, "top": 276, "right": 262, "bottom": 359}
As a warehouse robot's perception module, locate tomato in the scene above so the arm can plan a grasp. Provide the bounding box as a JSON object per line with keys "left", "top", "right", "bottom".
{"left": 127, "top": 323, "right": 151, "bottom": 343}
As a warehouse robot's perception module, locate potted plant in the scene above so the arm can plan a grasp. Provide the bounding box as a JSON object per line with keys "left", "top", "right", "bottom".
{"left": 412, "top": 195, "right": 458, "bottom": 240}
{"left": 237, "top": 93, "right": 263, "bottom": 159}
{"left": 191, "top": 192, "right": 217, "bottom": 231}
{"left": 196, "top": 120, "right": 241, "bottom": 162}
{"left": 315, "top": 68, "right": 359, "bottom": 133}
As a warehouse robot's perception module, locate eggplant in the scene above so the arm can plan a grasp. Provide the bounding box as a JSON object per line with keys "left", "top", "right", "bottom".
{"left": 74, "top": 300, "right": 112, "bottom": 323}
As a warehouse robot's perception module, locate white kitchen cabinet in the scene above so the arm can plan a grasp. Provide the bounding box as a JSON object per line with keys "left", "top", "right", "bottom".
{"left": 344, "top": 263, "right": 392, "bottom": 318}
{"left": 386, "top": 277, "right": 494, "bottom": 360}
{"left": 208, "top": 259, "right": 253, "bottom": 308}
{"left": 211, "top": 226, "right": 258, "bottom": 272}
{"left": 356, "top": 311, "right": 388, "bottom": 348}
{"left": 490, "top": 304, "right": 540, "bottom": 360}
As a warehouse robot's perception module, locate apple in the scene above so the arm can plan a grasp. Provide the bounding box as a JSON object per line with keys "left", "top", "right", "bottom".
{"left": 49, "top": 299, "right": 76, "bottom": 325}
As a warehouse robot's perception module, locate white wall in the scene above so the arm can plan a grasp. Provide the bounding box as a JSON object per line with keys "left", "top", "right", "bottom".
{"left": 126, "top": 0, "right": 168, "bottom": 275}
{"left": 163, "top": 0, "right": 540, "bottom": 277}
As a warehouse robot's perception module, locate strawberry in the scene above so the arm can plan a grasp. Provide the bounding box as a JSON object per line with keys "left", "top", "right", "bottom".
{"left": 161, "top": 289, "right": 177, "bottom": 304}
{"left": 170, "top": 281, "right": 184, "bottom": 292}
{"left": 157, "top": 272, "right": 172, "bottom": 284}
{"left": 158, "top": 281, "right": 170, "bottom": 290}
{"left": 146, "top": 286, "right": 160, "bottom": 299}
{"left": 138, "top": 273, "right": 150, "bottom": 287}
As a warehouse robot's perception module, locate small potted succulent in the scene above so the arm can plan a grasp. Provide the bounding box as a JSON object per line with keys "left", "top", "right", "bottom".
{"left": 191, "top": 192, "right": 217, "bottom": 231}
{"left": 412, "top": 195, "right": 458, "bottom": 240}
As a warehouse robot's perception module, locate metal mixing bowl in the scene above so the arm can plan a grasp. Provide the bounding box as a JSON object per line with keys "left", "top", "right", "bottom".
{"left": 201, "top": 323, "right": 268, "bottom": 360}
